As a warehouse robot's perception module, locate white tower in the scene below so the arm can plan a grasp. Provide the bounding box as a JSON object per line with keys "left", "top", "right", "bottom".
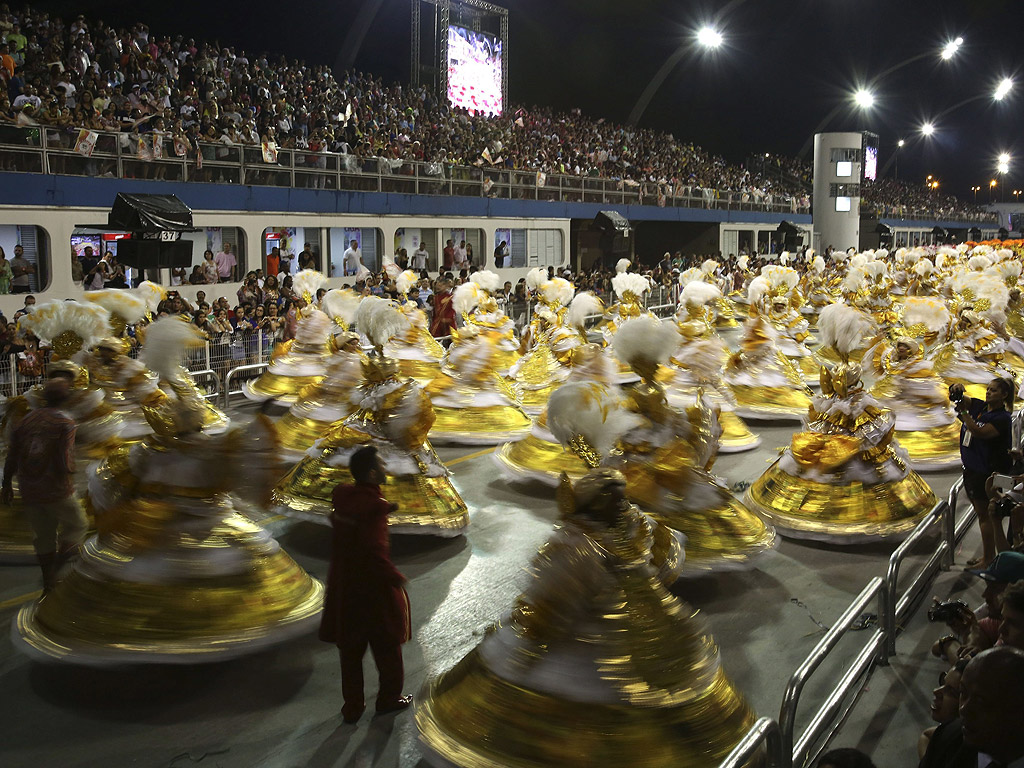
{"left": 813, "top": 132, "right": 863, "bottom": 251}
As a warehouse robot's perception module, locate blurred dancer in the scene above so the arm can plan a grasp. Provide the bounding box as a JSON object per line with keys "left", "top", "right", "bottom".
{"left": 320, "top": 445, "right": 413, "bottom": 723}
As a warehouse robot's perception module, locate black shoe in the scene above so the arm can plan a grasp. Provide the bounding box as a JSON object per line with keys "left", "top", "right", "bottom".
{"left": 342, "top": 708, "right": 363, "bottom": 724}
{"left": 375, "top": 695, "right": 413, "bottom": 715}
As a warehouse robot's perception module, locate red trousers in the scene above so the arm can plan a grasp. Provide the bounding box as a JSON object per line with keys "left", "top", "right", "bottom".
{"left": 338, "top": 634, "right": 404, "bottom": 718}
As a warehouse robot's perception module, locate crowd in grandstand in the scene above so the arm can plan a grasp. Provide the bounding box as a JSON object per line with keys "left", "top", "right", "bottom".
{"left": 862, "top": 178, "right": 993, "bottom": 221}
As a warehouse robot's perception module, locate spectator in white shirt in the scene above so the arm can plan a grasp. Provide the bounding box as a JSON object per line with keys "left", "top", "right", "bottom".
{"left": 343, "top": 240, "right": 362, "bottom": 276}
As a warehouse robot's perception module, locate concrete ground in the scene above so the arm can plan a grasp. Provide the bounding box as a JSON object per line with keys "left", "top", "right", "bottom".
{"left": 0, "top": 402, "right": 984, "bottom": 768}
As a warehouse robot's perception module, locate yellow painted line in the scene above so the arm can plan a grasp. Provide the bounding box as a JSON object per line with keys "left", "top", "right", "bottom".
{"left": 447, "top": 447, "right": 497, "bottom": 466}
{"left": 0, "top": 590, "right": 40, "bottom": 610}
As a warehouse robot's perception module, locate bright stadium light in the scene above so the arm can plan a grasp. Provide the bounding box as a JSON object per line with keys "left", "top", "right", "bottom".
{"left": 898, "top": 139, "right": 906, "bottom": 147}
{"left": 940, "top": 36, "right": 964, "bottom": 60}
{"left": 854, "top": 88, "right": 875, "bottom": 109}
{"left": 696, "top": 26, "right": 724, "bottom": 49}
{"left": 995, "top": 78, "right": 1014, "bottom": 101}
{"left": 921, "top": 122, "right": 936, "bottom": 136}
{"left": 999, "top": 162, "right": 1010, "bottom": 174}
{"left": 999, "top": 152, "right": 1011, "bottom": 165}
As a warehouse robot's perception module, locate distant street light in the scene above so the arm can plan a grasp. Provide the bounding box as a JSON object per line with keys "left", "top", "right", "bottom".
{"left": 995, "top": 78, "right": 1014, "bottom": 101}
{"left": 921, "top": 122, "right": 936, "bottom": 136}
{"left": 898, "top": 139, "right": 906, "bottom": 147}
{"left": 972, "top": 185, "right": 981, "bottom": 203}
{"left": 940, "top": 37, "right": 964, "bottom": 60}
{"left": 696, "top": 26, "right": 724, "bottom": 49}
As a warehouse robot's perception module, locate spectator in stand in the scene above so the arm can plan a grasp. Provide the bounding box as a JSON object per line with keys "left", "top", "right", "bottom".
{"left": 442, "top": 239, "right": 455, "bottom": 271}
{"left": 918, "top": 660, "right": 969, "bottom": 761}
{"left": 201, "top": 249, "right": 219, "bottom": 284}
{"left": 411, "top": 242, "right": 429, "bottom": 271}
{"left": 266, "top": 247, "right": 281, "bottom": 278}
{"left": 0, "top": 246, "right": 12, "bottom": 293}
{"left": 214, "top": 242, "right": 237, "bottom": 282}
{"left": 10, "top": 243, "right": 34, "bottom": 293}
{"left": 298, "top": 242, "right": 317, "bottom": 271}
{"left": 998, "top": 580, "right": 1024, "bottom": 650}
{"left": 343, "top": 240, "right": 361, "bottom": 276}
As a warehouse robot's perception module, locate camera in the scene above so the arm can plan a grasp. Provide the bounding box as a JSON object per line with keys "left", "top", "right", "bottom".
{"left": 994, "top": 495, "right": 1018, "bottom": 519}
{"left": 948, "top": 385, "right": 964, "bottom": 405}
{"left": 928, "top": 599, "right": 969, "bottom": 623}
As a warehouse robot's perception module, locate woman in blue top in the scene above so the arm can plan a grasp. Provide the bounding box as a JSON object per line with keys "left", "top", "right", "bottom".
{"left": 951, "top": 377, "right": 1015, "bottom": 568}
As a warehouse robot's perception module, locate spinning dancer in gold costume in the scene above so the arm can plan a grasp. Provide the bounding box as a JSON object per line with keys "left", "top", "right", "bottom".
{"left": 746, "top": 302, "right": 937, "bottom": 542}
{"left": 416, "top": 455, "right": 754, "bottom": 768}
{"left": 446, "top": 270, "right": 520, "bottom": 372}
{"left": 272, "top": 297, "right": 469, "bottom": 536}
{"left": 610, "top": 315, "right": 776, "bottom": 574}
{"left": 378, "top": 273, "right": 444, "bottom": 383}
{"left": 14, "top": 331, "right": 323, "bottom": 664}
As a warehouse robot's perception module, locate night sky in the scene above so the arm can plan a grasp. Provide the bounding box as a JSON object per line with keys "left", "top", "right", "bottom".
{"left": 31, "top": 0, "right": 1023, "bottom": 199}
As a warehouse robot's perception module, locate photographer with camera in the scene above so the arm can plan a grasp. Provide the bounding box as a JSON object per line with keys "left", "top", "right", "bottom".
{"left": 950, "top": 378, "right": 1015, "bottom": 569}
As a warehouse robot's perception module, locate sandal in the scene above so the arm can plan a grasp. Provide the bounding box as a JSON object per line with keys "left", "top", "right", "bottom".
{"left": 964, "top": 556, "right": 985, "bottom": 568}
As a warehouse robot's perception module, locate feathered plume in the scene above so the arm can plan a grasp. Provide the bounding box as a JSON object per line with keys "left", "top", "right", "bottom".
{"left": 762, "top": 265, "right": 799, "bottom": 293}
{"left": 913, "top": 258, "right": 934, "bottom": 278}
{"left": 987, "top": 261, "right": 1023, "bottom": 283}
{"left": 996, "top": 249, "right": 1014, "bottom": 263}
{"left": 470, "top": 270, "right": 501, "bottom": 294}
{"left": 864, "top": 260, "right": 888, "bottom": 280}
{"left": 612, "top": 316, "right": 678, "bottom": 368}
{"left": 681, "top": 280, "right": 722, "bottom": 308}
{"left": 294, "top": 309, "right": 332, "bottom": 348}
{"left": 355, "top": 296, "right": 410, "bottom": 350}
{"left": 842, "top": 266, "right": 868, "bottom": 293}
{"left": 830, "top": 250, "right": 848, "bottom": 264}
{"left": 973, "top": 274, "right": 1010, "bottom": 313}
{"left": 19, "top": 300, "right": 110, "bottom": 353}
{"left": 779, "top": 252, "right": 790, "bottom": 265}
{"left": 969, "top": 254, "right": 993, "bottom": 272}
{"left": 292, "top": 269, "right": 327, "bottom": 303}
{"left": 540, "top": 277, "right": 575, "bottom": 307}
{"left": 810, "top": 255, "right": 825, "bottom": 274}
{"left": 526, "top": 267, "right": 549, "bottom": 291}
{"left": 142, "top": 316, "right": 205, "bottom": 382}
{"left": 612, "top": 271, "right": 651, "bottom": 301}
{"left": 453, "top": 282, "right": 482, "bottom": 317}
{"left": 677, "top": 267, "right": 703, "bottom": 286}
{"left": 737, "top": 254, "right": 749, "bottom": 271}
{"left": 547, "top": 381, "right": 643, "bottom": 461}
{"left": 321, "top": 288, "right": 361, "bottom": 327}
{"left": 396, "top": 270, "right": 418, "bottom": 296}
{"left": 849, "top": 254, "right": 868, "bottom": 270}
{"left": 817, "top": 303, "right": 874, "bottom": 357}
{"left": 901, "top": 297, "right": 950, "bottom": 334}
{"left": 615, "top": 258, "right": 631, "bottom": 274}
{"left": 875, "top": 248, "right": 890, "bottom": 260}
{"left": 935, "top": 252, "right": 947, "bottom": 270}
{"left": 903, "top": 249, "right": 920, "bottom": 267}
{"left": 701, "top": 259, "right": 719, "bottom": 275}
{"left": 134, "top": 281, "right": 165, "bottom": 312}
{"left": 84, "top": 289, "right": 148, "bottom": 324}
{"left": 568, "top": 291, "right": 604, "bottom": 332}
{"left": 381, "top": 255, "right": 401, "bottom": 279}
{"left": 747, "top": 276, "right": 769, "bottom": 308}
{"left": 895, "top": 247, "right": 908, "bottom": 264}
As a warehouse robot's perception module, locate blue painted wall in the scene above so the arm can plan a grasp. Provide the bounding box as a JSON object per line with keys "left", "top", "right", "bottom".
{"left": 0, "top": 171, "right": 812, "bottom": 226}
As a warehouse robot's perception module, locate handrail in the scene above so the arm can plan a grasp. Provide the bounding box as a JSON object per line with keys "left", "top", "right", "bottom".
{"left": 222, "top": 362, "right": 268, "bottom": 407}
{"left": 778, "top": 576, "right": 887, "bottom": 768}
{"left": 718, "top": 717, "right": 785, "bottom": 768}
{"left": 187, "top": 368, "right": 222, "bottom": 402}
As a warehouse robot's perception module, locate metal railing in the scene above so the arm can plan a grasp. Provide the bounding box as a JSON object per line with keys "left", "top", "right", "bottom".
{"left": 718, "top": 717, "right": 785, "bottom": 768}
{"left": 0, "top": 124, "right": 821, "bottom": 214}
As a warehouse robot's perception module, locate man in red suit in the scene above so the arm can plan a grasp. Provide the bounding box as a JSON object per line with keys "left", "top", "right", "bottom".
{"left": 429, "top": 279, "right": 456, "bottom": 338}
{"left": 319, "top": 446, "right": 412, "bottom": 723}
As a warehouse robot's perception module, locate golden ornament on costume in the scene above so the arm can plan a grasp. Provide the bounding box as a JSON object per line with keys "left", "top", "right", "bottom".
{"left": 416, "top": 465, "right": 753, "bottom": 768}
{"left": 243, "top": 306, "right": 332, "bottom": 404}
{"left": 272, "top": 297, "right": 469, "bottom": 536}
{"left": 746, "top": 303, "right": 937, "bottom": 542}
{"left": 14, "top": 404, "right": 323, "bottom": 664}
{"left": 662, "top": 281, "right": 760, "bottom": 452}
{"left": 610, "top": 316, "right": 777, "bottom": 574}
{"left": 427, "top": 328, "right": 532, "bottom": 445}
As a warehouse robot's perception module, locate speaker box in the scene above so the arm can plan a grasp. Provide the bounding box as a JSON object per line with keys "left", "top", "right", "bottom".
{"left": 116, "top": 239, "right": 193, "bottom": 269}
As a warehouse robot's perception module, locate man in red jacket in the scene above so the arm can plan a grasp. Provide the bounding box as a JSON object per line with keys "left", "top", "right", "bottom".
{"left": 320, "top": 445, "right": 412, "bottom": 723}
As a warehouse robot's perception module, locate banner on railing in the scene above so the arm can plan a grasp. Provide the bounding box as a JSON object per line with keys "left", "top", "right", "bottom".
{"left": 151, "top": 134, "right": 164, "bottom": 160}
{"left": 536, "top": 171, "right": 546, "bottom": 188}
{"left": 173, "top": 137, "right": 188, "bottom": 157}
{"left": 136, "top": 135, "right": 152, "bottom": 162}
{"left": 261, "top": 141, "right": 279, "bottom": 164}
{"left": 73, "top": 128, "right": 98, "bottom": 157}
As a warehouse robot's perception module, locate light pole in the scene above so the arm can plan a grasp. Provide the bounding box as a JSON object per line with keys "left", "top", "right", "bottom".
{"left": 990, "top": 179, "right": 998, "bottom": 204}
{"left": 895, "top": 139, "right": 905, "bottom": 179}
{"left": 972, "top": 185, "right": 981, "bottom": 203}
{"left": 998, "top": 153, "right": 1011, "bottom": 203}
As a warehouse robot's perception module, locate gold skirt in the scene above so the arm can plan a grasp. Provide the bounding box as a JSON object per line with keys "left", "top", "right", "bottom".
{"left": 417, "top": 648, "right": 754, "bottom": 768}
{"left": 730, "top": 385, "right": 811, "bottom": 421}
{"left": 398, "top": 357, "right": 443, "bottom": 383}
{"left": 275, "top": 410, "right": 354, "bottom": 457}
{"left": 746, "top": 460, "right": 936, "bottom": 542}
{"left": 718, "top": 411, "right": 761, "bottom": 453}
{"left": 16, "top": 511, "right": 323, "bottom": 663}
{"left": 896, "top": 421, "right": 963, "bottom": 471}
{"left": 430, "top": 405, "right": 533, "bottom": 445}
{"left": 244, "top": 372, "right": 325, "bottom": 404}
{"left": 492, "top": 433, "right": 591, "bottom": 485}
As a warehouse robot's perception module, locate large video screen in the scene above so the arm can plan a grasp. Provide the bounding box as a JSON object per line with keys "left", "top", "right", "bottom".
{"left": 863, "top": 145, "right": 878, "bottom": 181}
{"left": 447, "top": 25, "right": 503, "bottom": 116}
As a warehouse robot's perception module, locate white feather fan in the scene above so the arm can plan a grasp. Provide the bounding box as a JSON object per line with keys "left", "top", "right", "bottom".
{"left": 762, "top": 265, "right": 799, "bottom": 293}
{"left": 396, "top": 270, "right": 418, "bottom": 295}
{"left": 850, "top": 254, "right": 868, "bottom": 270}
{"left": 875, "top": 248, "right": 890, "bottom": 260}
{"left": 612, "top": 316, "right": 678, "bottom": 368}
{"left": 540, "top": 277, "right": 575, "bottom": 307}
{"left": 677, "top": 267, "right": 703, "bottom": 286}
{"left": 294, "top": 309, "right": 332, "bottom": 347}
{"left": 615, "top": 258, "right": 631, "bottom": 274}
{"left": 973, "top": 274, "right": 1010, "bottom": 312}
{"left": 817, "top": 303, "right": 873, "bottom": 357}
{"left": 864, "top": 260, "right": 888, "bottom": 280}
{"left": 547, "top": 381, "right": 643, "bottom": 459}
{"left": 321, "top": 288, "right": 361, "bottom": 327}
{"left": 737, "top": 255, "right": 749, "bottom": 271}
{"left": 142, "top": 316, "right": 205, "bottom": 382}
{"left": 470, "top": 270, "right": 502, "bottom": 294}
{"left": 292, "top": 269, "right": 327, "bottom": 302}
{"left": 134, "top": 281, "right": 165, "bottom": 312}
{"left": 779, "top": 252, "right": 790, "bottom": 265}
{"left": 996, "top": 249, "right": 1014, "bottom": 263}
{"left": 901, "top": 297, "right": 950, "bottom": 334}
{"left": 895, "top": 247, "right": 908, "bottom": 264}
{"left": 526, "top": 267, "right": 549, "bottom": 291}
{"left": 701, "top": 259, "right": 719, "bottom": 275}
{"left": 747, "top": 276, "right": 769, "bottom": 308}
{"left": 381, "top": 255, "right": 401, "bottom": 279}
{"left": 568, "top": 292, "right": 604, "bottom": 331}
{"left": 355, "top": 296, "right": 411, "bottom": 349}
{"left": 935, "top": 253, "right": 947, "bottom": 270}
{"left": 810, "top": 256, "right": 825, "bottom": 274}
{"left": 84, "top": 289, "right": 148, "bottom": 324}
{"left": 19, "top": 300, "right": 110, "bottom": 349}
{"left": 830, "top": 250, "right": 848, "bottom": 264}
{"left": 988, "top": 261, "right": 1023, "bottom": 283}
{"left": 681, "top": 280, "right": 722, "bottom": 307}
{"left": 913, "top": 258, "right": 934, "bottom": 277}
{"left": 903, "top": 249, "right": 920, "bottom": 267}
{"left": 453, "top": 282, "right": 482, "bottom": 316}
{"left": 612, "top": 271, "right": 651, "bottom": 300}
{"left": 842, "top": 266, "right": 867, "bottom": 293}
{"left": 969, "top": 255, "right": 993, "bottom": 272}
{"left": 804, "top": 248, "right": 816, "bottom": 263}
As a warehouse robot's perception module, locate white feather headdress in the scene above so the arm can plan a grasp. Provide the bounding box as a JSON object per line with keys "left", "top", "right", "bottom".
{"left": 681, "top": 280, "right": 722, "bottom": 308}
{"left": 19, "top": 300, "right": 110, "bottom": 353}
{"left": 969, "top": 254, "right": 993, "bottom": 272}
{"left": 396, "top": 270, "right": 419, "bottom": 295}
{"left": 987, "top": 261, "right": 1023, "bottom": 283}
{"left": 568, "top": 291, "right": 603, "bottom": 331}
{"left": 842, "top": 266, "right": 868, "bottom": 293}
{"left": 903, "top": 249, "right": 920, "bottom": 267}
{"left": 526, "top": 267, "right": 548, "bottom": 291}
{"left": 612, "top": 271, "right": 650, "bottom": 301}
{"left": 540, "top": 277, "right": 575, "bottom": 307}
{"left": 747, "top": 276, "right": 769, "bottom": 308}
{"left": 453, "top": 282, "right": 482, "bottom": 317}
{"left": 142, "top": 316, "right": 205, "bottom": 382}
{"left": 817, "top": 303, "right": 873, "bottom": 357}
{"left": 677, "top": 267, "right": 703, "bottom": 286}
{"left": 320, "top": 288, "right": 361, "bottom": 327}
{"left": 913, "top": 258, "right": 934, "bottom": 278}
{"left": 900, "top": 297, "right": 950, "bottom": 334}
{"left": 615, "top": 258, "right": 631, "bottom": 274}
{"left": 850, "top": 254, "right": 868, "bottom": 270}
{"left": 470, "top": 270, "right": 501, "bottom": 294}
{"left": 547, "top": 381, "right": 643, "bottom": 460}
{"left": 84, "top": 289, "right": 149, "bottom": 324}
{"left": 355, "top": 296, "right": 411, "bottom": 350}
{"left": 292, "top": 269, "right": 326, "bottom": 303}
{"left": 935, "top": 252, "right": 947, "bottom": 270}
{"left": 810, "top": 256, "right": 825, "bottom": 274}
{"left": 612, "top": 316, "right": 678, "bottom": 369}
{"left": 761, "top": 265, "right": 799, "bottom": 294}
{"left": 864, "top": 260, "right": 888, "bottom": 280}
{"left": 134, "top": 281, "right": 165, "bottom": 312}
{"left": 701, "top": 259, "right": 719, "bottom": 275}
{"left": 737, "top": 255, "right": 749, "bottom": 271}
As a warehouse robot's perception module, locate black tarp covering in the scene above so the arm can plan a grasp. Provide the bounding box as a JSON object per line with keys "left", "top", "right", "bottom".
{"left": 107, "top": 193, "right": 193, "bottom": 231}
